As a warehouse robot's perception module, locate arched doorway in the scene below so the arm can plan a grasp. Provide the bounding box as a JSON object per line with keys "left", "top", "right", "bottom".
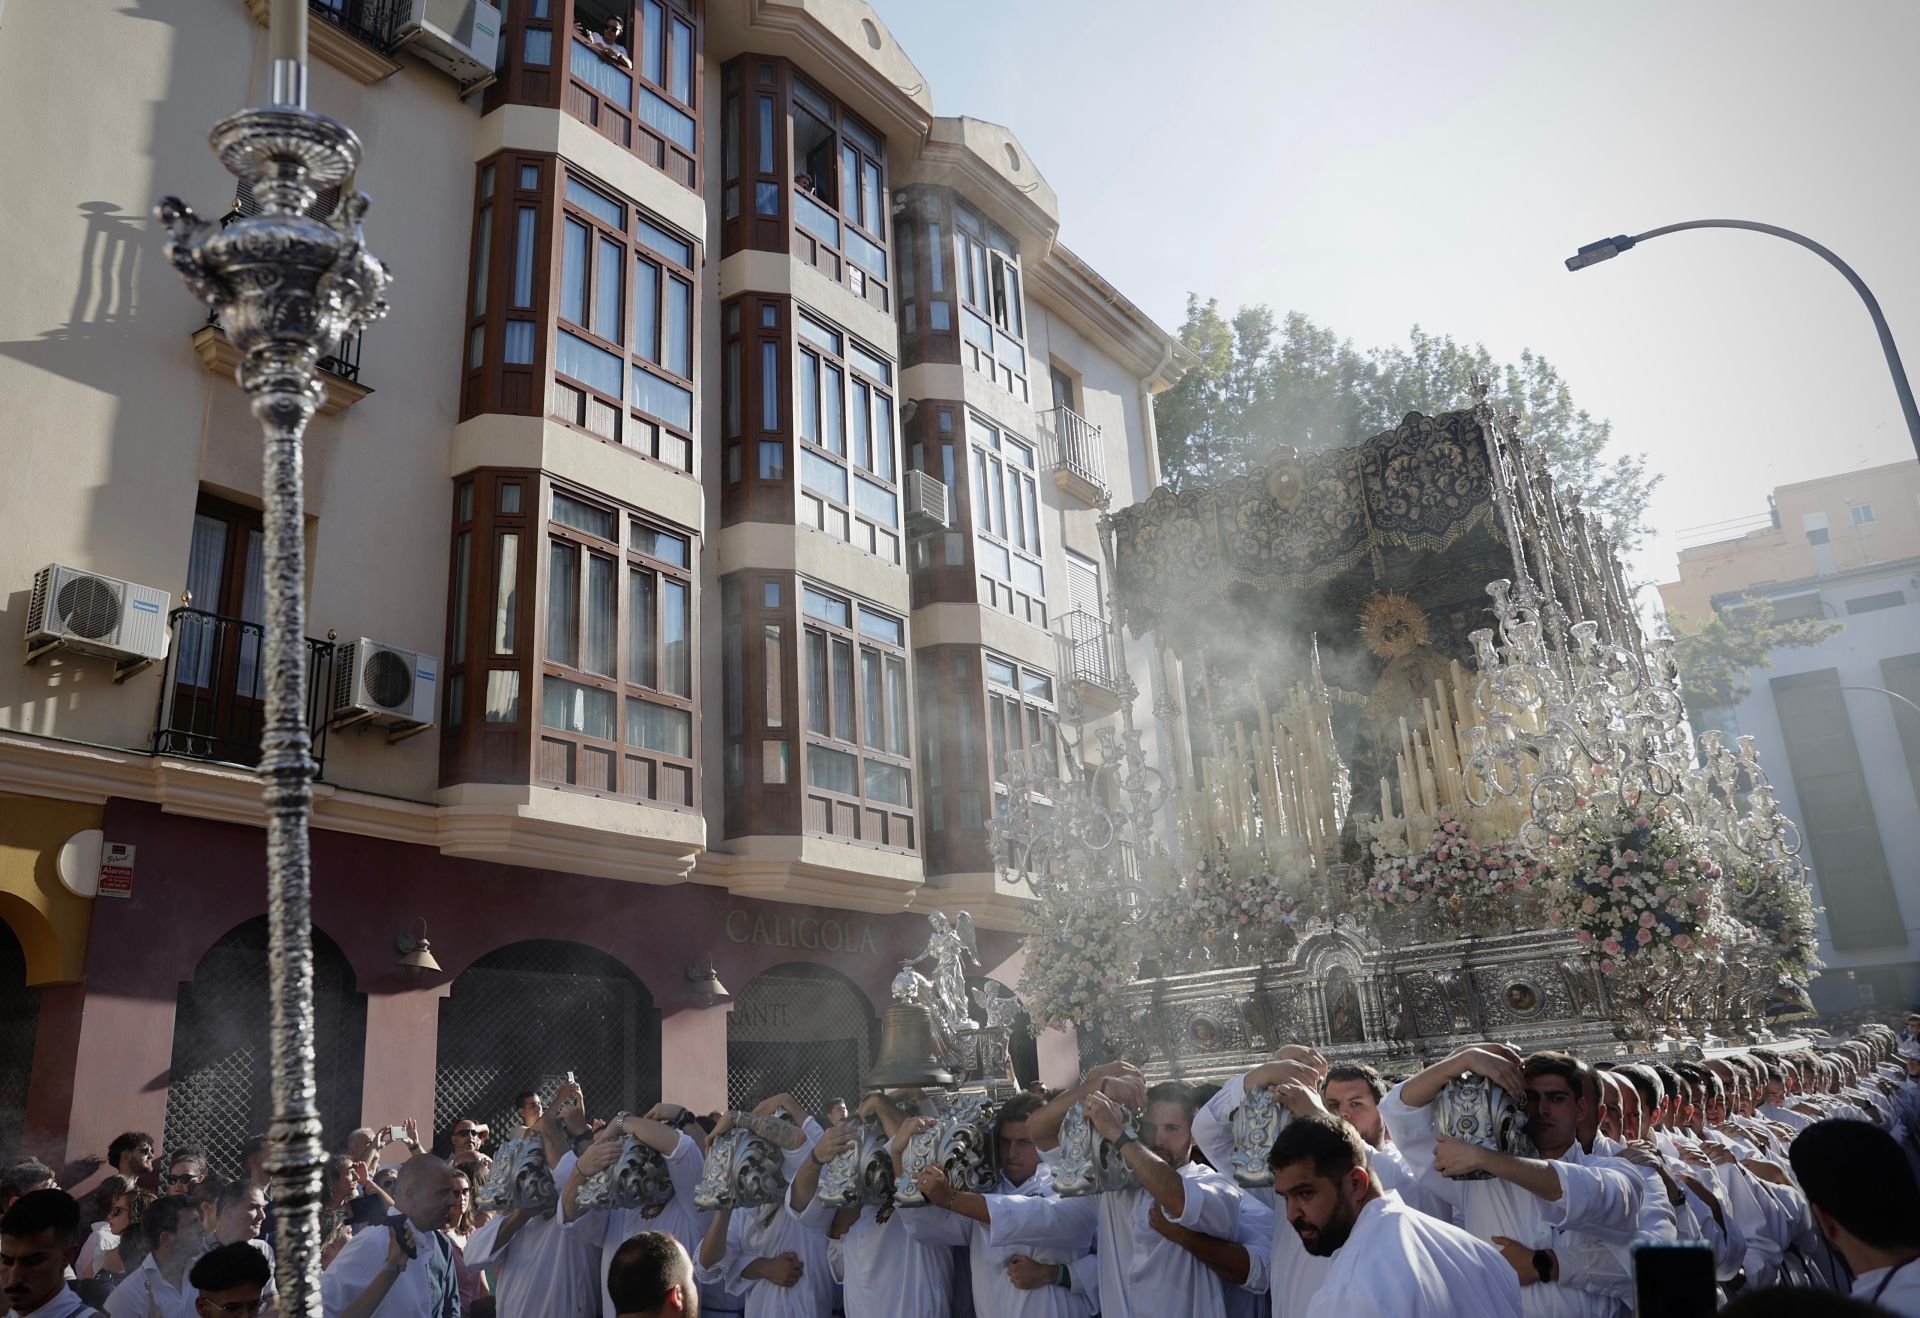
{"left": 434, "top": 941, "right": 658, "bottom": 1143}
{"left": 726, "top": 963, "right": 876, "bottom": 1114}
{"left": 0, "top": 922, "right": 40, "bottom": 1156}
{"left": 162, "top": 918, "right": 366, "bottom": 1178}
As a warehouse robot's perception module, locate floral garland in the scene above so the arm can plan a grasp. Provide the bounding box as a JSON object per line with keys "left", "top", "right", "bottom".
{"left": 1363, "top": 812, "right": 1544, "bottom": 914}
{"left": 1156, "top": 850, "right": 1305, "bottom": 968}
{"left": 1542, "top": 803, "right": 1725, "bottom": 979}
{"left": 1727, "top": 855, "right": 1823, "bottom": 981}
{"left": 1019, "top": 898, "right": 1142, "bottom": 1033}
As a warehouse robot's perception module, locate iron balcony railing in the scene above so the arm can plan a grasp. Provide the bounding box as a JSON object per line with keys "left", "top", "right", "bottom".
{"left": 1058, "top": 608, "right": 1117, "bottom": 692}
{"left": 309, "top": 0, "right": 402, "bottom": 52}
{"left": 203, "top": 207, "right": 365, "bottom": 384}
{"left": 153, "top": 607, "right": 336, "bottom": 778}
{"left": 1037, "top": 405, "right": 1109, "bottom": 501}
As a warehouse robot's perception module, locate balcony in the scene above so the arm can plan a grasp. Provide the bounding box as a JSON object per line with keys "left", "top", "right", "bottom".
{"left": 1037, "top": 406, "right": 1109, "bottom": 506}
{"left": 243, "top": 0, "right": 405, "bottom": 84}
{"left": 1057, "top": 608, "right": 1120, "bottom": 713}
{"left": 153, "top": 608, "right": 337, "bottom": 778}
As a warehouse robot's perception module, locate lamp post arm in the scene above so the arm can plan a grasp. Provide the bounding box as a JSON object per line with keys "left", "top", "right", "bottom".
{"left": 1833, "top": 684, "right": 1920, "bottom": 721}
{"left": 1621, "top": 219, "right": 1920, "bottom": 462}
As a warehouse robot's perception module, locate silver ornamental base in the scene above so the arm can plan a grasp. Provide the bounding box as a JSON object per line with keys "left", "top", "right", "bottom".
{"left": 156, "top": 106, "right": 390, "bottom": 1317}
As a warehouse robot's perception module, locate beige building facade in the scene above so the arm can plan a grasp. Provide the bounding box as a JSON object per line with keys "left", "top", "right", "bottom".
{"left": 0, "top": 0, "right": 1187, "bottom": 1169}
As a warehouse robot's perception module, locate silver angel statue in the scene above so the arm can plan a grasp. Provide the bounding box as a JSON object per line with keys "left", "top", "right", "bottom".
{"left": 692, "top": 1129, "right": 788, "bottom": 1211}
{"left": 1229, "top": 1086, "right": 1290, "bottom": 1188}
{"left": 474, "top": 1135, "right": 557, "bottom": 1214}
{"left": 1432, "top": 1073, "right": 1536, "bottom": 1180}
{"left": 905, "top": 911, "right": 979, "bottom": 1037}
{"left": 1051, "top": 1100, "right": 1142, "bottom": 1197}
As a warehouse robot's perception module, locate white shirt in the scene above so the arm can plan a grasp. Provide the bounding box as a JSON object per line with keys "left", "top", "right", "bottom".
{"left": 6, "top": 1287, "right": 97, "bottom": 1318}
{"left": 567, "top": 1133, "right": 709, "bottom": 1318}
{"left": 321, "top": 1220, "right": 456, "bottom": 1318}
{"left": 1306, "top": 1191, "right": 1522, "bottom": 1318}
{"left": 898, "top": 1163, "right": 1097, "bottom": 1318}
{"left": 103, "top": 1255, "right": 195, "bottom": 1318}
{"left": 465, "top": 1207, "right": 601, "bottom": 1318}
{"left": 798, "top": 1197, "right": 951, "bottom": 1318}
{"left": 695, "top": 1142, "right": 835, "bottom": 1318}
{"left": 1855, "top": 1259, "right": 1920, "bottom": 1316}
{"left": 998, "top": 1146, "right": 1249, "bottom": 1318}
{"left": 74, "top": 1221, "right": 118, "bottom": 1280}
{"left": 1381, "top": 1083, "right": 1644, "bottom": 1318}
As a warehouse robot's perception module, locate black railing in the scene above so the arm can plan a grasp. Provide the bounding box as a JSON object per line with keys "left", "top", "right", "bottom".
{"left": 1059, "top": 608, "right": 1117, "bottom": 691}
{"left": 153, "top": 608, "right": 335, "bottom": 778}
{"left": 203, "top": 208, "right": 366, "bottom": 384}
{"left": 309, "top": 0, "right": 401, "bottom": 51}
{"left": 1038, "top": 405, "right": 1110, "bottom": 501}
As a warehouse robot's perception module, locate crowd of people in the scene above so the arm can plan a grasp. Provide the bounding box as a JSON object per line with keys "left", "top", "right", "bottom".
{"left": 4, "top": 1015, "right": 1919, "bottom": 1317}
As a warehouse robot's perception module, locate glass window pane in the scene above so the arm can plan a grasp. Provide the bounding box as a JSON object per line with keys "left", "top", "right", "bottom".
{"left": 542, "top": 675, "right": 616, "bottom": 739}
{"left": 757, "top": 96, "right": 775, "bottom": 174}
{"left": 761, "top": 341, "right": 780, "bottom": 432}
{"left": 560, "top": 219, "right": 588, "bottom": 325}
{"left": 519, "top": 163, "right": 540, "bottom": 190}
{"left": 794, "top": 191, "right": 840, "bottom": 247}
{"left": 797, "top": 353, "right": 819, "bottom": 445}
{"left": 808, "top": 744, "right": 858, "bottom": 796}
{"left": 840, "top": 142, "right": 860, "bottom": 219}
{"left": 665, "top": 276, "right": 692, "bottom": 378}
{"left": 638, "top": 88, "right": 696, "bottom": 151}
{"left": 633, "top": 257, "right": 659, "bottom": 361}
{"left": 724, "top": 95, "right": 739, "bottom": 180}
{"left": 641, "top": 0, "right": 665, "bottom": 85}
{"left": 632, "top": 524, "right": 689, "bottom": 567}
{"left": 669, "top": 16, "right": 693, "bottom": 102}
{"left": 857, "top": 610, "right": 902, "bottom": 646}
{"left": 468, "top": 324, "right": 485, "bottom": 370}
{"left": 801, "top": 450, "right": 848, "bottom": 504}
{"left": 991, "top": 457, "right": 1007, "bottom": 537}
{"left": 457, "top": 481, "right": 474, "bottom": 523}
{"left": 929, "top": 222, "right": 945, "bottom": 292}
{"left": 636, "top": 215, "right": 694, "bottom": 268}
{"left": 842, "top": 114, "right": 880, "bottom": 157}
{"left": 855, "top": 475, "right": 897, "bottom": 528}
{"left": 805, "top": 629, "right": 828, "bottom": 734}
{"left": 861, "top": 648, "right": 883, "bottom": 749}
{"left": 451, "top": 531, "right": 470, "bottom": 664}
{"left": 661, "top": 578, "right": 690, "bottom": 696}
{"left": 553, "top": 491, "right": 617, "bottom": 540}
{"left": 547, "top": 540, "right": 579, "bottom": 668}
{"left": 525, "top": 27, "right": 551, "bottom": 64}
{"left": 802, "top": 587, "right": 851, "bottom": 627}
{"left": 864, "top": 760, "right": 909, "bottom": 807}
{"left": 885, "top": 655, "right": 908, "bottom": 756}
{"left": 504, "top": 320, "right": 534, "bottom": 365}
{"left": 632, "top": 369, "right": 693, "bottom": 431}
{"left": 485, "top": 669, "right": 521, "bottom": 722}
{"left": 861, "top": 160, "right": 882, "bottom": 237}
{"left": 513, "top": 207, "right": 537, "bottom": 307}
{"left": 480, "top": 164, "right": 496, "bottom": 199}
{"left": 822, "top": 366, "right": 844, "bottom": 455}
{"left": 584, "top": 553, "right": 616, "bottom": 676}
{"left": 628, "top": 568, "right": 656, "bottom": 688}
{"left": 1013, "top": 553, "right": 1045, "bottom": 595}
{"left": 471, "top": 206, "right": 492, "bottom": 315}
{"left": 494, "top": 533, "right": 520, "bottom": 654}
{"left": 986, "top": 657, "right": 1017, "bottom": 689}
{"left": 797, "top": 312, "right": 842, "bottom": 356}
{"left": 830, "top": 637, "right": 854, "bottom": 742}
{"left": 874, "top": 397, "right": 895, "bottom": 481}
{"left": 628, "top": 697, "right": 691, "bottom": 756}
{"left": 755, "top": 181, "right": 781, "bottom": 215}
{"left": 557, "top": 329, "right": 623, "bottom": 397}
{"left": 566, "top": 178, "right": 624, "bottom": 230}
{"left": 501, "top": 482, "right": 523, "bottom": 514}
{"left": 725, "top": 340, "right": 741, "bottom": 438}
{"left": 759, "top": 441, "right": 785, "bottom": 479}
{"left": 846, "top": 339, "right": 891, "bottom": 385}
{"left": 724, "top": 621, "right": 742, "bottom": 736}
{"left": 763, "top": 739, "right": 789, "bottom": 783}
{"left": 851, "top": 380, "right": 871, "bottom": 471}
{"left": 1023, "top": 670, "right": 1054, "bottom": 701}
{"left": 845, "top": 226, "right": 887, "bottom": 279}
{"left": 764, "top": 623, "right": 783, "bottom": 728}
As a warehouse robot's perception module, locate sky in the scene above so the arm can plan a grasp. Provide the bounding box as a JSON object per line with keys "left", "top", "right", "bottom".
{"left": 878, "top": 0, "right": 1920, "bottom": 591}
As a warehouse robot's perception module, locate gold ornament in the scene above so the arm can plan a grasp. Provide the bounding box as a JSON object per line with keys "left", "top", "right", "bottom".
{"left": 1359, "top": 593, "right": 1431, "bottom": 660}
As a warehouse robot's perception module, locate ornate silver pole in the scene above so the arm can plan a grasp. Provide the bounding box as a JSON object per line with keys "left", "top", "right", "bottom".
{"left": 154, "top": 15, "right": 390, "bottom": 1308}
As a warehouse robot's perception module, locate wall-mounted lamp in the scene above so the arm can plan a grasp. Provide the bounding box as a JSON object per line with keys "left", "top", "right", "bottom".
{"left": 395, "top": 919, "right": 442, "bottom": 978}
{"left": 684, "top": 957, "right": 731, "bottom": 1006}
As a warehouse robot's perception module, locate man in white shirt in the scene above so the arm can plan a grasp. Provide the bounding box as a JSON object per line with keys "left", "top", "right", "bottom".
{"left": 1268, "top": 1111, "right": 1520, "bottom": 1318}
{"left": 2, "top": 1190, "right": 92, "bottom": 1318}
{"left": 1790, "top": 1118, "right": 1920, "bottom": 1316}
{"left": 608, "top": 1231, "right": 699, "bottom": 1318}
{"left": 209, "top": 1181, "right": 277, "bottom": 1298}
{"left": 1012, "top": 1063, "right": 1257, "bottom": 1318}
{"left": 188, "top": 1243, "right": 271, "bottom": 1318}
{"left": 564, "top": 1101, "right": 710, "bottom": 1318}
{"left": 894, "top": 1091, "right": 1099, "bottom": 1317}
{"left": 1319, "top": 1060, "right": 1450, "bottom": 1221}
{"left": 694, "top": 1107, "right": 834, "bottom": 1317}
{"left": 322, "top": 1154, "right": 463, "bottom": 1318}
{"left": 106, "top": 1196, "right": 207, "bottom": 1318}
{"left": 466, "top": 1113, "right": 601, "bottom": 1318}
{"left": 1381, "top": 1044, "right": 1646, "bottom": 1318}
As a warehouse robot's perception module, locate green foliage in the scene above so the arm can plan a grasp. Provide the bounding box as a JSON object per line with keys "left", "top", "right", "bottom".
{"left": 1667, "top": 598, "right": 1841, "bottom": 717}
{"left": 1154, "top": 298, "right": 1659, "bottom": 549}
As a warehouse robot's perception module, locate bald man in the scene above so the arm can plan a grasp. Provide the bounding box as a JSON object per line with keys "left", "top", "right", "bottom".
{"left": 610, "top": 1231, "right": 698, "bottom": 1318}
{"left": 323, "top": 1155, "right": 463, "bottom": 1318}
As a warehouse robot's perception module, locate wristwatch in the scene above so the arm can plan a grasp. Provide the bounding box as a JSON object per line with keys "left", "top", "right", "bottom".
{"left": 1109, "top": 1129, "right": 1137, "bottom": 1151}
{"left": 1053, "top": 1263, "right": 1072, "bottom": 1289}
{"left": 1532, "top": 1248, "right": 1554, "bottom": 1284}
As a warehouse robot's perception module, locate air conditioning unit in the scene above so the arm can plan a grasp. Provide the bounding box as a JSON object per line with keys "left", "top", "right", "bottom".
{"left": 24, "top": 564, "right": 170, "bottom": 677}
{"left": 904, "top": 470, "right": 950, "bottom": 536}
{"left": 391, "top": 0, "right": 502, "bottom": 94}
{"left": 332, "top": 638, "right": 438, "bottom": 738}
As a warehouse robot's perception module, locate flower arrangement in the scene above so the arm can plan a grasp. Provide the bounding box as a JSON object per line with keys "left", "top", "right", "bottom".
{"left": 1542, "top": 802, "right": 1725, "bottom": 979}
{"left": 1362, "top": 812, "right": 1543, "bottom": 918}
{"left": 1156, "top": 851, "right": 1305, "bottom": 969}
{"left": 1727, "top": 855, "right": 1823, "bottom": 982}
{"left": 1019, "top": 898, "right": 1142, "bottom": 1032}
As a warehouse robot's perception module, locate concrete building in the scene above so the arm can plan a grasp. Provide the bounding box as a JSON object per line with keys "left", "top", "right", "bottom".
{"left": 1659, "top": 460, "right": 1920, "bottom": 1014}
{"left": 0, "top": 0, "right": 1188, "bottom": 1171}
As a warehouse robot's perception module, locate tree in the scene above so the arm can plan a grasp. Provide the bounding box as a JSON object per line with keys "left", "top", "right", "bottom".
{"left": 1666, "top": 598, "right": 1841, "bottom": 721}
{"left": 1154, "top": 298, "right": 1660, "bottom": 550}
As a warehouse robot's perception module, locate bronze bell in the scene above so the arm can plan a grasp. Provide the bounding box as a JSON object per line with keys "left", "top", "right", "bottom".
{"left": 864, "top": 1001, "right": 955, "bottom": 1089}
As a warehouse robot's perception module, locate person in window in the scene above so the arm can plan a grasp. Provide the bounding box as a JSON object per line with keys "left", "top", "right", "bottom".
{"left": 574, "top": 13, "right": 635, "bottom": 71}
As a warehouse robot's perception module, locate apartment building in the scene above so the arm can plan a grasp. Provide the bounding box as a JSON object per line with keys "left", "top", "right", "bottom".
{"left": 0, "top": 0, "right": 1188, "bottom": 1169}
{"left": 1659, "top": 460, "right": 1920, "bottom": 1013}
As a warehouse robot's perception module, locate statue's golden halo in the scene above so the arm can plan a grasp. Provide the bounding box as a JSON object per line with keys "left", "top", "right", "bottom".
{"left": 1359, "top": 592, "right": 1430, "bottom": 660}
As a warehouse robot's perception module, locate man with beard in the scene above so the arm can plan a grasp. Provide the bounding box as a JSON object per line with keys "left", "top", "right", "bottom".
{"left": 1268, "top": 1113, "right": 1517, "bottom": 1318}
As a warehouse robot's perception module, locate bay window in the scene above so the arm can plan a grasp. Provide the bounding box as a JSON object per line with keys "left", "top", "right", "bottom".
{"left": 969, "top": 414, "right": 1046, "bottom": 626}
{"left": 801, "top": 585, "right": 914, "bottom": 849}
{"left": 987, "top": 654, "right": 1058, "bottom": 790}
{"left": 794, "top": 308, "right": 902, "bottom": 565}
{"left": 955, "top": 203, "right": 1028, "bottom": 400}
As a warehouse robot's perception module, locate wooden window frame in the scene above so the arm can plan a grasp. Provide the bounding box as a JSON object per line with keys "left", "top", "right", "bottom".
{"left": 463, "top": 154, "right": 552, "bottom": 421}
{"left": 794, "top": 306, "right": 903, "bottom": 566}
{"left": 986, "top": 652, "right": 1058, "bottom": 793}
{"left": 906, "top": 400, "right": 976, "bottom": 607}
{"left": 954, "top": 200, "right": 1029, "bottom": 401}
{"left": 720, "top": 295, "right": 791, "bottom": 525}
{"left": 967, "top": 413, "right": 1046, "bottom": 627}
{"left": 720, "top": 572, "right": 801, "bottom": 839}
{"left": 441, "top": 470, "right": 538, "bottom": 788}
{"left": 798, "top": 582, "right": 915, "bottom": 851}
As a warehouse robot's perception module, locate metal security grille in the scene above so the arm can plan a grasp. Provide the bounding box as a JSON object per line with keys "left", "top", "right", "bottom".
{"left": 435, "top": 942, "right": 657, "bottom": 1145}
{"left": 0, "top": 924, "right": 40, "bottom": 1158}
{"left": 726, "top": 966, "right": 875, "bottom": 1114}
{"left": 162, "top": 920, "right": 367, "bottom": 1178}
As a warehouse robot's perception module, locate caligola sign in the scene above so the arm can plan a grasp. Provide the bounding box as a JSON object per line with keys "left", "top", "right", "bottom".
{"left": 724, "top": 909, "right": 880, "bottom": 955}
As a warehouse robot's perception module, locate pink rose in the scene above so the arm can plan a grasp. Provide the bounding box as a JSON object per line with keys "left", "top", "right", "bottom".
{"left": 1600, "top": 959, "right": 1618, "bottom": 976}
{"left": 1663, "top": 859, "right": 1680, "bottom": 874}
{"left": 1549, "top": 910, "right": 1566, "bottom": 924}
{"left": 1634, "top": 815, "right": 1650, "bottom": 829}
{"left": 1636, "top": 928, "right": 1654, "bottom": 945}
{"left": 1639, "top": 912, "right": 1656, "bottom": 928}
{"left": 1601, "top": 937, "right": 1622, "bottom": 955}
{"left": 1673, "top": 935, "right": 1692, "bottom": 951}
{"left": 1612, "top": 876, "right": 1628, "bottom": 890}
{"left": 1576, "top": 929, "right": 1593, "bottom": 945}
{"left": 1581, "top": 897, "right": 1599, "bottom": 914}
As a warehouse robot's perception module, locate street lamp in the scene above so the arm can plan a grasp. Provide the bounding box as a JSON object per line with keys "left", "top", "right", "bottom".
{"left": 1565, "top": 219, "right": 1920, "bottom": 463}
{"left": 153, "top": 1, "right": 390, "bottom": 1310}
